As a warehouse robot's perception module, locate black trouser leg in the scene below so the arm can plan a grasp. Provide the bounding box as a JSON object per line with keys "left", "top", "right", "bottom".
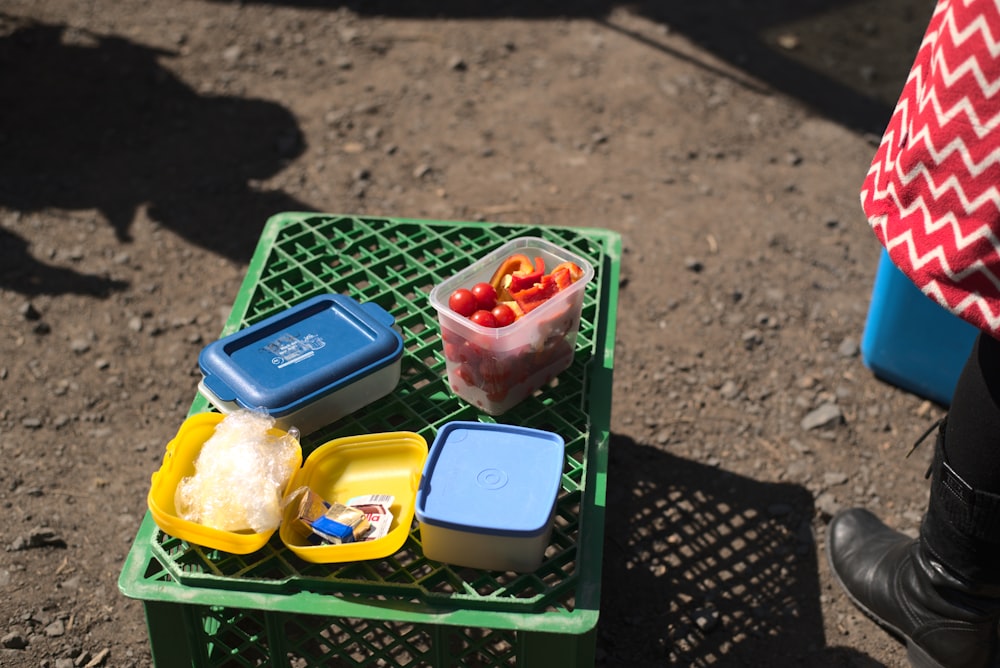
{"left": 945, "top": 331, "right": 1000, "bottom": 494}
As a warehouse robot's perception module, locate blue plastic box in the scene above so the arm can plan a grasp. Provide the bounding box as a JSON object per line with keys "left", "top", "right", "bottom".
{"left": 415, "top": 421, "right": 565, "bottom": 573}
{"left": 861, "top": 250, "right": 978, "bottom": 406}
{"left": 198, "top": 294, "right": 404, "bottom": 435}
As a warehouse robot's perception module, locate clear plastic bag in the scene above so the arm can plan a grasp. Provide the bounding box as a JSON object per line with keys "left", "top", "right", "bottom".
{"left": 174, "top": 410, "right": 300, "bottom": 533}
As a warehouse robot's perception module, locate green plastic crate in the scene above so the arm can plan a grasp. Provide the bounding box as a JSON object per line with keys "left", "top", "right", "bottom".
{"left": 119, "top": 213, "right": 621, "bottom": 667}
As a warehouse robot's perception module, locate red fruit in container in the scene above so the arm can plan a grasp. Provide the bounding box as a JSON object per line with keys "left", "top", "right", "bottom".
{"left": 470, "top": 310, "right": 497, "bottom": 328}
{"left": 448, "top": 289, "right": 478, "bottom": 317}
{"left": 491, "top": 303, "right": 516, "bottom": 327}
{"left": 457, "top": 362, "right": 477, "bottom": 386}
{"left": 471, "top": 282, "right": 498, "bottom": 311}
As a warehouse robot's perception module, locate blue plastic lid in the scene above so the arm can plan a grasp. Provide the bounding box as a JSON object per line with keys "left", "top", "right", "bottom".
{"left": 198, "top": 294, "right": 403, "bottom": 416}
{"left": 415, "top": 422, "right": 565, "bottom": 537}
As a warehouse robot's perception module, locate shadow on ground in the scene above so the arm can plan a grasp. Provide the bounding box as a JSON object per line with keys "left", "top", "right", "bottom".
{"left": 599, "top": 434, "right": 883, "bottom": 666}
{"left": 0, "top": 13, "right": 313, "bottom": 295}
{"left": 220, "top": 0, "right": 933, "bottom": 135}
{"left": 1, "top": 2, "right": 933, "bottom": 297}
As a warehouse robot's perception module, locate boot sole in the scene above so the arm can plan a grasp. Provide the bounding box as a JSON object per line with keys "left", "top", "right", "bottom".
{"left": 824, "top": 531, "right": 946, "bottom": 668}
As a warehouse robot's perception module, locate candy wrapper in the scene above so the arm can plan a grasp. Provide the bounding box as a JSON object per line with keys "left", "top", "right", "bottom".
{"left": 346, "top": 494, "right": 395, "bottom": 542}
{"left": 287, "top": 487, "right": 395, "bottom": 545}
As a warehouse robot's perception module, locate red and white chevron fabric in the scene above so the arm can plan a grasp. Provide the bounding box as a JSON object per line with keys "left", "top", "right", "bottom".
{"left": 862, "top": 0, "right": 1000, "bottom": 335}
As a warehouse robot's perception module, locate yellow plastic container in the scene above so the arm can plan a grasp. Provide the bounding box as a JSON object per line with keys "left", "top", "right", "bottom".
{"left": 148, "top": 412, "right": 302, "bottom": 554}
{"left": 279, "top": 431, "right": 428, "bottom": 564}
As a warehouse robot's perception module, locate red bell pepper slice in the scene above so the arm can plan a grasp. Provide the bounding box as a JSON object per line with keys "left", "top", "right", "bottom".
{"left": 511, "top": 274, "right": 559, "bottom": 313}
{"left": 507, "top": 256, "right": 545, "bottom": 293}
{"left": 489, "top": 254, "right": 534, "bottom": 293}
{"left": 549, "top": 261, "right": 583, "bottom": 291}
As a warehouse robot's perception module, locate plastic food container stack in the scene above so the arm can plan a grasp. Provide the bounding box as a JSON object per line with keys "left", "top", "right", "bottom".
{"left": 429, "top": 237, "right": 593, "bottom": 415}
{"left": 198, "top": 293, "right": 404, "bottom": 435}
{"left": 415, "top": 421, "right": 565, "bottom": 573}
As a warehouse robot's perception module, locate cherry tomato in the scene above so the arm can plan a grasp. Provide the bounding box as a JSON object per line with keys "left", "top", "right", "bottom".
{"left": 471, "top": 282, "right": 498, "bottom": 311}
{"left": 456, "top": 362, "right": 477, "bottom": 386}
{"left": 448, "top": 288, "right": 477, "bottom": 317}
{"left": 491, "top": 303, "right": 516, "bottom": 327}
{"left": 470, "top": 309, "right": 497, "bottom": 327}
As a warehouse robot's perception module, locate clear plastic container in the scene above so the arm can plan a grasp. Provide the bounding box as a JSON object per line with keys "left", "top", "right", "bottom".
{"left": 428, "top": 237, "right": 594, "bottom": 415}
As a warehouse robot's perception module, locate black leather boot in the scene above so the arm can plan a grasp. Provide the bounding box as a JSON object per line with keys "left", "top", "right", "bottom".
{"left": 826, "top": 423, "right": 1000, "bottom": 668}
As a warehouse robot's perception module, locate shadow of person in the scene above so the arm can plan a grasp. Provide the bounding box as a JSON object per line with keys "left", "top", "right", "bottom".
{"left": 0, "top": 16, "right": 314, "bottom": 272}
{"left": 0, "top": 226, "right": 128, "bottom": 297}
{"left": 599, "top": 434, "right": 882, "bottom": 667}
{"left": 208, "top": 0, "right": 927, "bottom": 136}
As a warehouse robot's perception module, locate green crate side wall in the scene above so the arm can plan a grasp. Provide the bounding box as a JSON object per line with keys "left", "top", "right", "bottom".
{"left": 142, "top": 598, "right": 595, "bottom": 667}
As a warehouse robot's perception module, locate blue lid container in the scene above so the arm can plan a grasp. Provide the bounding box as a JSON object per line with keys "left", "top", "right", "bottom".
{"left": 416, "top": 421, "right": 564, "bottom": 537}
{"left": 198, "top": 294, "right": 403, "bottom": 419}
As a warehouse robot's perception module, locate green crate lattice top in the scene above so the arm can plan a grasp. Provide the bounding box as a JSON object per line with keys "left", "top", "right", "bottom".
{"left": 124, "top": 212, "right": 619, "bottom": 624}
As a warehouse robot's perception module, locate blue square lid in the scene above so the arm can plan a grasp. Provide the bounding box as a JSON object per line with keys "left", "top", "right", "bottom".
{"left": 415, "top": 422, "right": 565, "bottom": 537}
{"left": 198, "top": 294, "right": 403, "bottom": 415}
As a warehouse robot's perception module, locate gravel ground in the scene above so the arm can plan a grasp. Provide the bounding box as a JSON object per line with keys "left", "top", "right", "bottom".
{"left": 2, "top": 2, "right": 946, "bottom": 666}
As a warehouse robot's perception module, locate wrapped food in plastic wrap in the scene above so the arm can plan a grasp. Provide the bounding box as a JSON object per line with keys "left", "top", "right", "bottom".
{"left": 174, "top": 410, "right": 300, "bottom": 533}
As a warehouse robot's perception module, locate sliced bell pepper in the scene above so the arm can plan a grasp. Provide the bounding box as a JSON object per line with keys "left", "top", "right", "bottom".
{"left": 510, "top": 274, "right": 559, "bottom": 313}
{"left": 549, "top": 261, "right": 584, "bottom": 291}
{"left": 507, "top": 256, "right": 545, "bottom": 293}
{"left": 489, "top": 254, "right": 535, "bottom": 293}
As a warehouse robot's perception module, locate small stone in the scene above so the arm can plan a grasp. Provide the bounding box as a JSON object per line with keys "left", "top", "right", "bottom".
{"left": 742, "top": 329, "right": 763, "bottom": 350}
{"left": 815, "top": 491, "right": 841, "bottom": 519}
{"left": 44, "top": 619, "right": 65, "bottom": 637}
{"left": 823, "top": 471, "right": 849, "bottom": 487}
{"left": 19, "top": 302, "right": 41, "bottom": 321}
{"left": 70, "top": 339, "right": 90, "bottom": 354}
{"left": 837, "top": 337, "right": 859, "bottom": 358}
{"left": 21, "top": 417, "right": 42, "bottom": 429}
{"left": 785, "top": 150, "right": 803, "bottom": 166}
{"left": 1, "top": 631, "right": 26, "bottom": 649}
{"left": 683, "top": 257, "right": 703, "bottom": 273}
{"left": 24, "top": 527, "right": 65, "bottom": 549}
{"left": 719, "top": 380, "right": 740, "bottom": 399}
{"left": 222, "top": 45, "right": 242, "bottom": 63}
{"left": 801, "top": 403, "right": 842, "bottom": 431}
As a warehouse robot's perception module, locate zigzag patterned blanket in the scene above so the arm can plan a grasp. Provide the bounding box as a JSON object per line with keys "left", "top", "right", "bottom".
{"left": 863, "top": 0, "right": 1000, "bottom": 334}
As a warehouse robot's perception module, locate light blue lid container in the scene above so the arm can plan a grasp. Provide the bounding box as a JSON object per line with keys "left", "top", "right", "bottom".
{"left": 198, "top": 294, "right": 403, "bottom": 430}
{"left": 416, "top": 421, "right": 564, "bottom": 538}
{"left": 861, "top": 250, "right": 977, "bottom": 406}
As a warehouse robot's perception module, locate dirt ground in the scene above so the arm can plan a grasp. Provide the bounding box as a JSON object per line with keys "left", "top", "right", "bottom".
{"left": 0, "top": 1, "right": 953, "bottom": 666}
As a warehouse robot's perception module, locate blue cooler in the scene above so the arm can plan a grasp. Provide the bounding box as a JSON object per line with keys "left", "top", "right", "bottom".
{"left": 861, "top": 250, "right": 978, "bottom": 406}
{"left": 198, "top": 294, "right": 404, "bottom": 435}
